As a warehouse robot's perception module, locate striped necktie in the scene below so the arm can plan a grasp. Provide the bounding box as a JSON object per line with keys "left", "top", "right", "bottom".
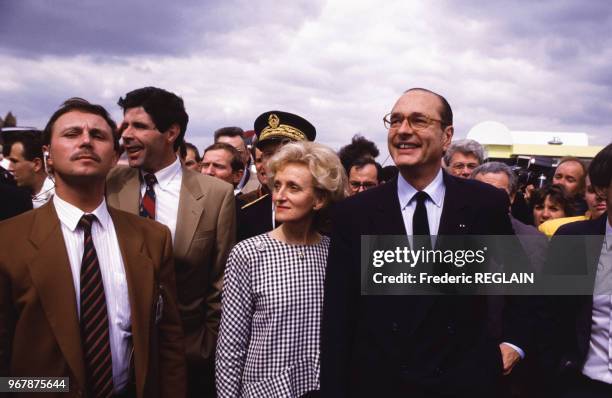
{"left": 79, "top": 214, "right": 114, "bottom": 398}
{"left": 139, "top": 173, "right": 157, "bottom": 219}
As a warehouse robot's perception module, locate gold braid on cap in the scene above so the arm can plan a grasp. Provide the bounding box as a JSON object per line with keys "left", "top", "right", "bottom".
{"left": 259, "top": 113, "right": 306, "bottom": 142}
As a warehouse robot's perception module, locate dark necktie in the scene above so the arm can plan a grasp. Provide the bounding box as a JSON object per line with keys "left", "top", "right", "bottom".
{"left": 412, "top": 191, "right": 431, "bottom": 251}
{"left": 139, "top": 173, "right": 157, "bottom": 219}
{"left": 79, "top": 214, "right": 114, "bottom": 398}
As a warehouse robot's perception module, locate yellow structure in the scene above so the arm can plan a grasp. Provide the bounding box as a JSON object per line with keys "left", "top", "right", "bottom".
{"left": 467, "top": 121, "right": 604, "bottom": 161}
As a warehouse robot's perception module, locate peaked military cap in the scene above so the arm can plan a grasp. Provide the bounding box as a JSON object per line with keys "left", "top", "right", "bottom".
{"left": 254, "top": 110, "right": 316, "bottom": 149}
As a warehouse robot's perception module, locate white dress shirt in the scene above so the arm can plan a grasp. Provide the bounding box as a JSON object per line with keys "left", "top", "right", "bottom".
{"left": 583, "top": 217, "right": 612, "bottom": 384}
{"left": 397, "top": 168, "right": 524, "bottom": 359}
{"left": 32, "top": 176, "right": 55, "bottom": 208}
{"left": 140, "top": 157, "right": 182, "bottom": 242}
{"left": 397, "top": 168, "right": 445, "bottom": 246}
{"left": 54, "top": 195, "right": 132, "bottom": 393}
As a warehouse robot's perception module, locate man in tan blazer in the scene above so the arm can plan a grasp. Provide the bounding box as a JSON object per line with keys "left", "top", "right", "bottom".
{"left": 106, "top": 87, "right": 235, "bottom": 397}
{"left": 0, "top": 98, "right": 186, "bottom": 397}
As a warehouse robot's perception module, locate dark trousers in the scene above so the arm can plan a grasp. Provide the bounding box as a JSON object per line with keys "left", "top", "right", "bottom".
{"left": 558, "top": 373, "right": 612, "bottom": 398}
{"left": 187, "top": 360, "right": 216, "bottom": 398}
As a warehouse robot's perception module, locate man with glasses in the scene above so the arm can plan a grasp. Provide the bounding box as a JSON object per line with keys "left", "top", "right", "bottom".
{"left": 322, "top": 88, "right": 530, "bottom": 397}
{"left": 443, "top": 139, "right": 485, "bottom": 179}
{"left": 347, "top": 157, "right": 381, "bottom": 196}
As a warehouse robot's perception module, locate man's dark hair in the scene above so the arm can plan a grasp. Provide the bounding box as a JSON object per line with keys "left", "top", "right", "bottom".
{"left": 349, "top": 157, "right": 382, "bottom": 183}
{"left": 404, "top": 88, "right": 453, "bottom": 129}
{"left": 43, "top": 98, "right": 119, "bottom": 151}
{"left": 6, "top": 130, "right": 44, "bottom": 161}
{"left": 185, "top": 142, "right": 201, "bottom": 162}
{"left": 117, "top": 87, "right": 188, "bottom": 151}
{"left": 204, "top": 142, "right": 244, "bottom": 172}
{"left": 338, "top": 134, "right": 380, "bottom": 174}
{"left": 589, "top": 142, "right": 612, "bottom": 189}
{"left": 214, "top": 126, "right": 244, "bottom": 142}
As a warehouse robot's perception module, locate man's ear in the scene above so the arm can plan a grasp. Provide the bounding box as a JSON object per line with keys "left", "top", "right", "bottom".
{"left": 165, "top": 123, "right": 181, "bottom": 146}
{"left": 233, "top": 169, "right": 244, "bottom": 186}
{"left": 33, "top": 157, "right": 44, "bottom": 173}
{"left": 441, "top": 125, "right": 454, "bottom": 152}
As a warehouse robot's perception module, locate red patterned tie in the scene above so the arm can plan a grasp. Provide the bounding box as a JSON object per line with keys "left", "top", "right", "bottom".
{"left": 139, "top": 173, "right": 157, "bottom": 219}
{"left": 79, "top": 214, "right": 114, "bottom": 398}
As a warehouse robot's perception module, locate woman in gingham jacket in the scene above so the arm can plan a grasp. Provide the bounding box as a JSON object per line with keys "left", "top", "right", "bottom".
{"left": 216, "top": 142, "right": 347, "bottom": 397}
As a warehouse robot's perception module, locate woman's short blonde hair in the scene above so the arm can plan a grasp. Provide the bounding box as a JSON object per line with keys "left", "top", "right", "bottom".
{"left": 267, "top": 141, "right": 348, "bottom": 206}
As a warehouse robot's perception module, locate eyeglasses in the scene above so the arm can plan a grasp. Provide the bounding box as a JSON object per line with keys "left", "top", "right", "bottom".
{"left": 450, "top": 162, "right": 479, "bottom": 171}
{"left": 349, "top": 181, "right": 377, "bottom": 190}
{"left": 383, "top": 112, "right": 443, "bottom": 130}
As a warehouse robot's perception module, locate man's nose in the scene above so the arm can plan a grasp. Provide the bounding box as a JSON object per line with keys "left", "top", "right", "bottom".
{"left": 204, "top": 165, "right": 215, "bottom": 176}
{"left": 121, "top": 124, "right": 133, "bottom": 139}
{"left": 78, "top": 131, "right": 93, "bottom": 146}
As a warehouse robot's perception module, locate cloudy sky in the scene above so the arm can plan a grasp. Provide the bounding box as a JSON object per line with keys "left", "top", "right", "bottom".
{"left": 1, "top": 0, "right": 610, "bottom": 162}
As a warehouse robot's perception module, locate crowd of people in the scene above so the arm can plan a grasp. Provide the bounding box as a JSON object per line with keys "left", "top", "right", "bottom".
{"left": 0, "top": 86, "right": 611, "bottom": 398}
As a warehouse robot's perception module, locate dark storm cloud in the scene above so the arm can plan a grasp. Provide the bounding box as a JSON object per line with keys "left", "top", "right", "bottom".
{"left": 0, "top": 0, "right": 323, "bottom": 57}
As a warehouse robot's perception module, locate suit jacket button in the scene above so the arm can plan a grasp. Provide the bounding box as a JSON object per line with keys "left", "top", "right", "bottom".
{"left": 391, "top": 322, "right": 399, "bottom": 332}
{"left": 435, "top": 367, "right": 444, "bottom": 376}
{"left": 447, "top": 325, "right": 455, "bottom": 335}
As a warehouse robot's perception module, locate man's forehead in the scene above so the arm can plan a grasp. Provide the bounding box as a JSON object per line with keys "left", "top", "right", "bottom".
{"left": 392, "top": 89, "right": 442, "bottom": 114}
{"left": 218, "top": 135, "right": 245, "bottom": 149}
{"left": 123, "top": 106, "right": 152, "bottom": 120}
{"left": 55, "top": 111, "right": 112, "bottom": 131}
{"left": 9, "top": 141, "right": 24, "bottom": 154}
{"left": 205, "top": 149, "right": 231, "bottom": 161}
{"left": 351, "top": 163, "right": 377, "bottom": 175}
{"left": 556, "top": 161, "right": 583, "bottom": 175}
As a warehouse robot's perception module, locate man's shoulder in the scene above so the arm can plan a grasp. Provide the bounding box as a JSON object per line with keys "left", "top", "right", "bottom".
{"left": 555, "top": 214, "right": 606, "bottom": 236}
{"left": 240, "top": 193, "right": 270, "bottom": 212}
{"left": 0, "top": 205, "right": 37, "bottom": 231}
{"left": 238, "top": 189, "right": 260, "bottom": 207}
{"left": 106, "top": 165, "right": 138, "bottom": 186}
{"left": 450, "top": 175, "right": 506, "bottom": 199}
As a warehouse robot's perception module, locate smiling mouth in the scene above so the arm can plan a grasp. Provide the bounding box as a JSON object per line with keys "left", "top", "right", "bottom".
{"left": 395, "top": 143, "right": 420, "bottom": 149}
{"left": 125, "top": 146, "right": 143, "bottom": 154}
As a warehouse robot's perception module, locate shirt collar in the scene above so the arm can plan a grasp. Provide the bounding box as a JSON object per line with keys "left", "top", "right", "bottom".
{"left": 397, "top": 168, "right": 445, "bottom": 210}
{"left": 33, "top": 177, "right": 55, "bottom": 200}
{"left": 142, "top": 156, "right": 182, "bottom": 191}
{"left": 53, "top": 194, "right": 111, "bottom": 232}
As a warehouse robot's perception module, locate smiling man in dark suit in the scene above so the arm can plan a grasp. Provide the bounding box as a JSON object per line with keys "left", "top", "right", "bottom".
{"left": 321, "top": 88, "right": 530, "bottom": 398}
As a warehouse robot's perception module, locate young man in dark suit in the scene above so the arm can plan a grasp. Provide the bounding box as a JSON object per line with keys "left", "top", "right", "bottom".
{"left": 321, "top": 88, "right": 531, "bottom": 397}
{"left": 546, "top": 143, "right": 612, "bottom": 397}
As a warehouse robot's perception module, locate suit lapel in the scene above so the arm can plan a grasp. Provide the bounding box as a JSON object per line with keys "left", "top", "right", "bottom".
{"left": 374, "top": 179, "right": 406, "bottom": 235}
{"left": 116, "top": 168, "right": 141, "bottom": 215}
{"left": 109, "top": 207, "right": 154, "bottom": 395}
{"left": 437, "top": 172, "right": 470, "bottom": 236}
{"left": 174, "top": 168, "right": 205, "bottom": 258}
{"left": 26, "top": 203, "right": 86, "bottom": 388}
